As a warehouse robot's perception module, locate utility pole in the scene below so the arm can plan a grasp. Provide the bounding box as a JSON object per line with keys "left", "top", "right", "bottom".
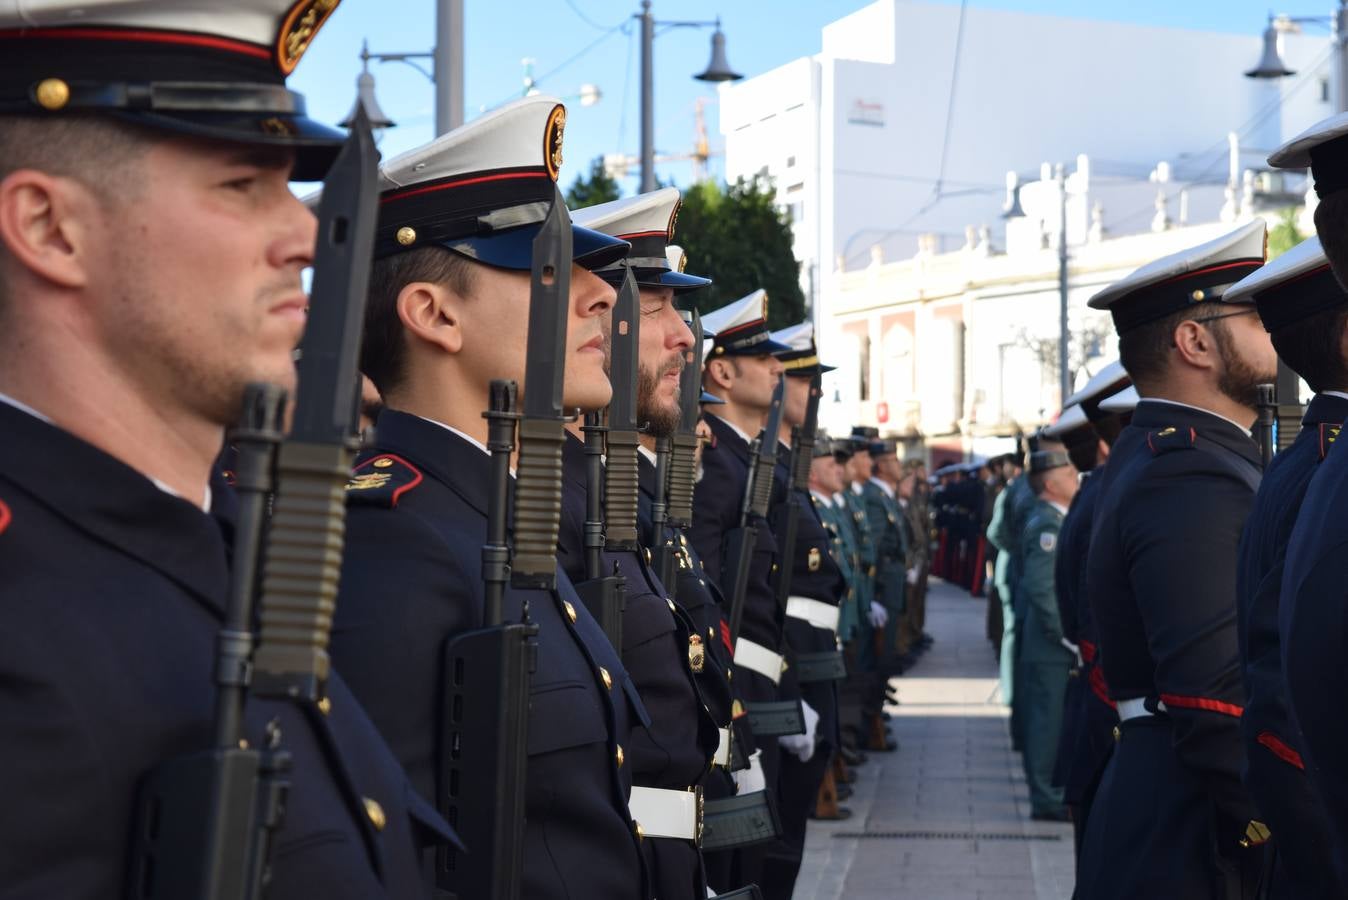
{"left": 1057, "top": 163, "right": 1070, "bottom": 404}
{"left": 435, "top": 0, "right": 465, "bottom": 135}
{"left": 640, "top": 0, "right": 656, "bottom": 192}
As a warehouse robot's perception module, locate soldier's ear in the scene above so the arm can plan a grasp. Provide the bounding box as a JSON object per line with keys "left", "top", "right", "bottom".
{"left": 1171, "top": 319, "right": 1217, "bottom": 371}
{"left": 706, "top": 356, "right": 734, "bottom": 392}
{"left": 0, "top": 169, "right": 93, "bottom": 292}
{"left": 396, "top": 280, "right": 463, "bottom": 356}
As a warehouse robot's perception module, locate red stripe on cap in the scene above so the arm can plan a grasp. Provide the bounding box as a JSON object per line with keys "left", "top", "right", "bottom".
{"left": 0, "top": 27, "right": 272, "bottom": 61}
{"left": 381, "top": 170, "right": 550, "bottom": 205}
{"left": 1256, "top": 731, "right": 1305, "bottom": 770}
{"left": 1154, "top": 258, "right": 1264, "bottom": 289}
{"left": 1159, "top": 692, "right": 1244, "bottom": 718}
{"left": 617, "top": 229, "right": 668, "bottom": 240}
{"left": 0, "top": 498, "right": 10, "bottom": 535}
{"left": 716, "top": 320, "right": 762, "bottom": 337}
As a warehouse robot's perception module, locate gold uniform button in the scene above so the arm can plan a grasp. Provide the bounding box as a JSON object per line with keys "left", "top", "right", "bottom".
{"left": 634, "top": 820, "right": 645, "bottom": 841}
{"left": 600, "top": 667, "right": 613, "bottom": 691}
{"left": 373, "top": 457, "right": 394, "bottom": 468}
{"left": 34, "top": 78, "right": 71, "bottom": 111}
{"left": 1112, "top": 725, "right": 1121, "bottom": 742}
{"left": 616, "top": 745, "right": 625, "bottom": 768}
{"left": 363, "top": 797, "right": 386, "bottom": 832}
{"left": 564, "top": 601, "right": 578, "bottom": 623}
{"left": 317, "top": 696, "right": 332, "bottom": 716}
{"left": 396, "top": 226, "right": 418, "bottom": 246}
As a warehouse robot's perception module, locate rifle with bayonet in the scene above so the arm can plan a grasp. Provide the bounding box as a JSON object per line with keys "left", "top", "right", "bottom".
{"left": 772, "top": 372, "right": 821, "bottom": 612}
{"left": 573, "top": 264, "right": 641, "bottom": 648}
{"left": 725, "top": 374, "right": 786, "bottom": 645}
{"left": 649, "top": 310, "right": 702, "bottom": 590}
{"left": 437, "top": 189, "right": 573, "bottom": 898}
{"left": 1255, "top": 383, "right": 1276, "bottom": 467}
{"left": 436, "top": 378, "right": 537, "bottom": 900}
{"left": 125, "top": 109, "right": 379, "bottom": 900}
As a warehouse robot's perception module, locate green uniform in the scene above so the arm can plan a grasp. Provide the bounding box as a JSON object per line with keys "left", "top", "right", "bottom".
{"left": 861, "top": 479, "right": 908, "bottom": 661}
{"left": 844, "top": 486, "right": 879, "bottom": 663}
{"left": 1015, "top": 497, "right": 1073, "bottom": 815}
{"left": 986, "top": 475, "right": 1034, "bottom": 737}
{"left": 816, "top": 492, "right": 860, "bottom": 643}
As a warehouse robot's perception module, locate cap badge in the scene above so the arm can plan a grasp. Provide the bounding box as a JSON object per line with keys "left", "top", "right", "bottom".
{"left": 677, "top": 252, "right": 688, "bottom": 273}
{"left": 760, "top": 292, "right": 769, "bottom": 321}
{"left": 667, "top": 199, "right": 681, "bottom": 243}
{"left": 545, "top": 105, "right": 567, "bottom": 181}
{"left": 277, "top": 0, "right": 341, "bottom": 75}
{"left": 259, "top": 117, "right": 296, "bottom": 137}
{"left": 33, "top": 78, "right": 70, "bottom": 111}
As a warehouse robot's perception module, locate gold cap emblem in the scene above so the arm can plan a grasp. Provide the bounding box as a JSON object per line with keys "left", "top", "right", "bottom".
{"left": 34, "top": 78, "right": 70, "bottom": 111}
{"left": 544, "top": 105, "right": 566, "bottom": 181}
{"left": 277, "top": 0, "right": 341, "bottom": 75}
{"left": 396, "top": 226, "right": 417, "bottom": 246}
{"left": 667, "top": 198, "right": 681, "bottom": 243}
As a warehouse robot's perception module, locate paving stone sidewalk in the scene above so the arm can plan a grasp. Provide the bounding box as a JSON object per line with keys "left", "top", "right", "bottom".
{"left": 792, "top": 579, "right": 1076, "bottom": 899}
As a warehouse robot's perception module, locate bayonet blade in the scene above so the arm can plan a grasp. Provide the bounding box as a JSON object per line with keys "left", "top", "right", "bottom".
{"left": 521, "top": 186, "right": 572, "bottom": 421}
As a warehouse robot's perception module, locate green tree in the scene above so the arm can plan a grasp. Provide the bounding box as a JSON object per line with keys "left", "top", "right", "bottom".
{"left": 565, "top": 156, "right": 620, "bottom": 209}
{"left": 674, "top": 175, "right": 806, "bottom": 329}
{"left": 1267, "top": 206, "right": 1305, "bottom": 260}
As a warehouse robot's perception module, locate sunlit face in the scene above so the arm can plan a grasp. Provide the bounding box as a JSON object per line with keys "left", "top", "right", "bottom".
{"left": 710, "top": 352, "right": 783, "bottom": 413}
{"left": 454, "top": 261, "right": 614, "bottom": 413}
{"left": 633, "top": 284, "right": 692, "bottom": 436}
{"left": 810, "top": 453, "right": 843, "bottom": 494}
{"left": 848, "top": 450, "right": 873, "bottom": 483}
{"left": 79, "top": 138, "right": 314, "bottom": 425}
{"left": 782, "top": 375, "right": 810, "bottom": 427}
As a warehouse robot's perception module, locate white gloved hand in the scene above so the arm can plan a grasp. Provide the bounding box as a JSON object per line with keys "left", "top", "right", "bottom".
{"left": 733, "top": 749, "right": 767, "bottom": 794}
{"left": 778, "top": 700, "right": 820, "bottom": 762}
{"left": 1060, "top": 637, "right": 1083, "bottom": 669}
{"left": 906, "top": 566, "right": 919, "bottom": 586}
{"left": 868, "top": 601, "right": 889, "bottom": 628}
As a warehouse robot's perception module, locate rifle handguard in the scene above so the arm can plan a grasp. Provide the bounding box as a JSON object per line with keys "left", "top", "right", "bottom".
{"left": 667, "top": 434, "right": 699, "bottom": 528}
{"left": 253, "top": 439, "right": 354, "bottom": 701}
{"left": 604, "top": 429, "right": 642, "bottom": 549}
{"left": 511, "top": 418, "right": 565, "bottom": 590}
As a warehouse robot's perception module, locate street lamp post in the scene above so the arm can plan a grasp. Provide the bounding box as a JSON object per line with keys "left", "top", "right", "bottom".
{"left": 636, "top": 0, "right": 742, "bottom": 192}
{"left": 344, "top": 0, "right": 464, "bottom": 136}
{"left": 1246, "top": 2, "right": 1348, "bottom": 115}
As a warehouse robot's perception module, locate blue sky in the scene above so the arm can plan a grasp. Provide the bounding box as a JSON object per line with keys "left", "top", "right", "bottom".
{"left": 290, "top": 1, "right": 1311, "bottom": 191}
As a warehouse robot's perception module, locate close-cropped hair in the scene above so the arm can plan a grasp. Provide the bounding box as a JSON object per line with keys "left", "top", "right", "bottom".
{"left": 1117, "top": 306, "right": 1196, "bottom": 386}
{"left": 361, "top": 246, "right": 477, "bottom": 396}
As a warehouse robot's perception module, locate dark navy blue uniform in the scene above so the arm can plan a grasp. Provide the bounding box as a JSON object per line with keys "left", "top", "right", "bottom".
{"left": 0, "top": 402, "right": 450, "bottom": 900}
{"left": 1080, "top": 400, "right": 1263, "bottom": 899}
{"left": 690, "top": 413, "right": 792, "bottom": 887}
{"left": 330, "top": 410, "right": 648, "bottom": 900}
{"left": 638, "top": 450, "right": 766, "bottom": 893}
{"left": 1049, "top": 469, "right": 1117, "bottom": 857}
{"left": 1236, "top": 393, "right": 1347, "bottom": 899}
{"left": 556, "top": 434, "right": 716, "bottom": 900}
{"left": 1279, "top": 403, "right": 1348, "bottom": 891}
{"left": 761, "top": 446, "right": 846, "bottom": 898}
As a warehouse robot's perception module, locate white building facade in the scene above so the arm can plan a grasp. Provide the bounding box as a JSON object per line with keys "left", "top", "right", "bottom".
{"left": 717, "top": 1, "right": 1329, "bottom": 458}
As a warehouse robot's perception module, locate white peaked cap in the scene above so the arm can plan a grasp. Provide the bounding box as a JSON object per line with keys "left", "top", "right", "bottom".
{"left": 1098, "top": 385, "right": 1140, "bottom": 414}
{"left": 1042, "top": 404, "right": 1089, "bottom": 439}
{"left": 1063, "top": 360, "right": 1130, "bottom": 409}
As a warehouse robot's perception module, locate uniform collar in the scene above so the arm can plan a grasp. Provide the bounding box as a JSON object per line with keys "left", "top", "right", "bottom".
{"left": 868, "top": 475, "right": 896, "bottom": 499}
{"left": 706, "top": 411, "right": 752, "bottom": 445}
{"left": 1130, "top": 398, "right": 1260, "bottom": 466}
{"left": 810, "top": 489, "right": 833, "bottom": 507}
{"left": 0, "top": 401, "right": 230, "bottom": 611}
{"left": 1305, "top": 391, "right": 1348, "bottom": 425}
{"left": 369, "top": 409, "right": 494, "bottom": 516}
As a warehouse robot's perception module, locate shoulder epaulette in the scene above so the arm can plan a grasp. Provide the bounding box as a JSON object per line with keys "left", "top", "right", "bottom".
{"left": 344, "top": 453, "right": 423, "bottom": 508}
{"left": 1146, "top": 426, "right": 1196, "bottom": 456}
{"left": 1320, "top": 423, "right": 1342, "bottom": 461}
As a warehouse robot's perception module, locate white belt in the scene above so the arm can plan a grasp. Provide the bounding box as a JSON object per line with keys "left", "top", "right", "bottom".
{"left": 1117, "top": 698, "right": 1166, "bottom": 722}
{"left": 786, "top": 595, "right": 840, "bottom": 633}
{"left": 734, "top": 639, "right": 784, "bottom": 685}
{"left": 629, "top": 786, "right": 701, "bottom": 841}
{"left": 713, "top": 727, "right": 732, "bottom": 767}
